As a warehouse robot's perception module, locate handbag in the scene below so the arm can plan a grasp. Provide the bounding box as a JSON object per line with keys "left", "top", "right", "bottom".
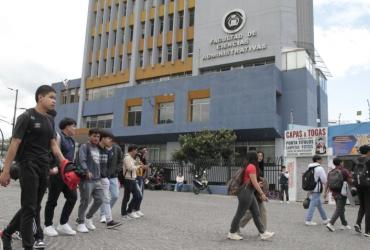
{"left": 303, "top": 193, "right": 311, "bottom": 209}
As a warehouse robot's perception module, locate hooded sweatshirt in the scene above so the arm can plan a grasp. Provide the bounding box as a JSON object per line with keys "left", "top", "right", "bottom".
{"left": 308, "top": 162, "right": 327, "bottom": 193}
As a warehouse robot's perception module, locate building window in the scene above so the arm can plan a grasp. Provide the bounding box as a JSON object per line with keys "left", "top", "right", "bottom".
{"left": 61, "top": 90, "right": 68, "bottom": 104}
{"left": 85, "top": 114, "right": 113, "bottom": 129}
{"left": 157, "top": 102, "right": 174, "bottom": 124}
{"left": 159, "top": 16, "right": 164, "bottom": 33}
{"left": 167, "top": 46, "right": 172, "bottom": 61}
{"left": 189, "top": 8, "right": 195, "bottom": 26}
{"left": 158, "top": 47, "right": 162, "bottom": 63}
{"left": 141, "top": 23, "right": 145, "bottom": 39}
{"left": 86, "top": 85, "right": 124, "bottom": 101}
{"left": 188, "top": 40, "right": 193, "bottom": 57}
{"left": 179, "top": 11, "right": 184, "bottom": 29}
{"left": 127, "top": 105, "right": 142, "bottom": 126}
{"left": 128, "top": 54, "right": 132, "bottom": 68}
{"left": 150, "top": 19, "right": 155, "bottom": 36}
{"left": 169, "top": 14, "right": 174, "bottom": 31}
{"left": 69, "top": 88, "right": 77, "bottom": 103}
{"left": 191, "top": 98, "right": 210, "bottom": 122}
{"left": 139, "top": 52, "right": 144, "bottom": 67}
{"left": 129, "top": 25, "right": 134, "bottom": 41}
{"left": 177, "top": 42, "right": 182, "bottom": 60}
{"left": 148, "top": 49, "right": 153, "bottom": 65}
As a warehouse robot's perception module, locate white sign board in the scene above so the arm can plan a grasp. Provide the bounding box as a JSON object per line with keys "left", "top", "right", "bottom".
{"left": 285, "top": 127, "right": 328, "bottom": 157}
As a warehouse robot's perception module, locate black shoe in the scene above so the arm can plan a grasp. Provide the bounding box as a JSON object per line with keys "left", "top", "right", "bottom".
{"left": 34, "top": 239, "right": 46, "bottom": 249}
{"left": 106, "top": 220, "right": 122, "bottom": 229}
{"left": 1, "top": 231, "right": 13, "bottom": 250}
{"left": 354, "top": 224, "right": 362, "bottom": 234}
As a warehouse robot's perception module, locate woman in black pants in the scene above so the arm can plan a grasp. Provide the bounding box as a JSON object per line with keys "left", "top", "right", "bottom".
{"left": 228, "top": 152, "right": 275, "bottom": 241}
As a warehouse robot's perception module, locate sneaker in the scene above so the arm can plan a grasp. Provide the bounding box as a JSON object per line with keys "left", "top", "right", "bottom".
{"left": 56, "top": 223, "right": 76, "bottom": 236}
{"left": 34, "top": 239, "right": 46, "bottom": 249}
{"left": 322, "top": 219, "right": 330, "bottom": 224}
{"left": 286, "top": 201, "right": 290, "bottom": 204}
{"left": 43, "top": 225, "right": 58, "bottom": 237}
{"left": 354, "top": 224, "right": 362, "bottom": 234}
{"left": 106, "top": 220, "right": 122, "bottom": 229}
{"left": 305, "top": 221, "right": 317, "bottom": 226}
{"left": 1, "top": 231, "right": 12, "bottom": 250}
{"left": 76, "top": 223, "right": 89, "bottom": 233}
{"left": 121, "top": 215, "right": 131, "bottom": 220}
{"left": 12, "top": 231, "right": 22, "bottom": 241}
{"left": 136, "top": 211, "right": 144, "bottom": 217}
{"left": 260, "top": 231, "right": 275, "bottom": 240}
{"left": 364, "top": 232, "right": 370, "bottom": 237}
{"left": 227, "top": 232, "right": 243, "bottom": 240}
{"left": 100, "top": 215, "right": 107, "bottom": 223}
{"left": 128, "top": 212, "right": 140, "bottom": 219}
{"left": 340, "top": 225, "right": 351, "bottom": 230}
{"left": 85, "top": 218, "right": 96, "bottom": 230}
{"left": 326, "top": 223, "right": 335, "bottom": 232}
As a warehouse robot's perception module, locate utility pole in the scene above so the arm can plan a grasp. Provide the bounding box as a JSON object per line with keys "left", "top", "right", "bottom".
{"left": 367, "top": 99, "right": 370, "bottom": 121}
{"left": 8, "top": 88, "right": 18, "bottom": 135}
{"left": 338, "top": 113, "right": 342, "bottom": 125}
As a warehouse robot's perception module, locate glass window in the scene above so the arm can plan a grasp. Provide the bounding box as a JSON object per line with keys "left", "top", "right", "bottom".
{"left": 85, "top": 114, "right": 113, "bottom": 129}
{"left": 177, "top": 42, "right": 182, "bottom": 60}
{"left": 159, "top": 17, "right": 164, "bottom": 33}
{"left": 150, "top": 19, "right": 155, "bottom": 36}
{"left": 157, "top": 102, "right": 174, "bottom": 124}
{"left": 179, "top": 11, "right": 184, "bottom": 29}
{"left": 189, "top": 8, "right": 195, "bottom": 26}
{"left": 129, "top": 25, "right": 134, "bottom": 41}
{"left": 158, "top": 47, "right": 162, "bottom": 63}
{"left": 188, "top": 40, "right": 193, "bottom": 57}
{"left": 61, "top": 90, "right": 68, "bottom": 104}
{"left": 127, "top": 105, "right": 142, "bottom": 126}
{"left": 168, "top": 14, "right": 174, "bottom": 31}
{"left": 148, "top": 49, "right": 153, "bottom": 65}
{"left": 69, "top": 88, "right": 76, "bottom": 103}
{"left": 139, "top": 52, "right": 144, "bottom": 67}
{"left": 191, "top": 98, "right": 210, "bottom": 122}
{"left": 141, "top": 23, "right": 145, "bottom": 39}
{"left": 167, "top": 46, "right": 172, "bottom": 61}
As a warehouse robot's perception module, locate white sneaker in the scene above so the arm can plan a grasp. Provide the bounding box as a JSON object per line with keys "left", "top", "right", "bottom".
{"left": 128, "top": 212, "right": 140, "bottom": 219}
{"left": 56, "top": 223, "right": 76, "bottom": 235}
{"left": 122, "top": 215, "right": 131, "bottom": 220}
{"left": 340, "top": 225, "right": 351, "bottom": 230}
{"left": 136, "top": 211, "right": 144, "bottom": 217}
{"left": 326, "top": 223, "right": 335, "bottom": 232}
{"left": 100, "top": 215, "right": 107, "bottom": 223}
{"left": 305, "top": 221, "right": 317, "bottom": 226}
{"left": 286, "top": 201, "right": 290, "bottom": 204}
{"left": 44, "top": 225, "right": 58, "bottom": 237}
{"left": 260, "top": 231, "right": 275, "bottom": 240}
{"left": 85, "top": 218, "right": 96, "bottom": 230}
{"left": 322, "top": 219, "right": 330, "bottom": 224}
{"left": 76, "top": 224, "right": 89, "bottom": 233}
{"left": 227, "top": 232, "right": 243, "bottom": 240}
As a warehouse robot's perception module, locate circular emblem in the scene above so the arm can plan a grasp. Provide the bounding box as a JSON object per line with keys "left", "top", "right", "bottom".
{"left": 222, "top": 9, "right": 246, "bottom": 34}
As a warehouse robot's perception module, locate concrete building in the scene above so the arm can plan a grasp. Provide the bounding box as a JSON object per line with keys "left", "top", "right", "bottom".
{"left": 53, "top": 0, "right": 329, "bottom": 162}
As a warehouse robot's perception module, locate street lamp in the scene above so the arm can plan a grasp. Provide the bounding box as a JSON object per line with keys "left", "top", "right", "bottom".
{"left": 8, "top": 88, "right": 18, "bottom": 135}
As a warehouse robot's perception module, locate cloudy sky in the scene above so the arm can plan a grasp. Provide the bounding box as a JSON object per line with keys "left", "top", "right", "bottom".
{"left": 0, "top": 0, "right": 370, "bottom": 139}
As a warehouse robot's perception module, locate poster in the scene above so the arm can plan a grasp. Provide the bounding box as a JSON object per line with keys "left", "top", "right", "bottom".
{"left": 333, "top": 134, "right": 370, "bottom": 156}
{"left": 285, "top": 127, "right": 328, "bottom": 157}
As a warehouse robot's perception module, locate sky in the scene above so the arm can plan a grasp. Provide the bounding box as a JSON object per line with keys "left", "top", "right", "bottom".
{"left": 0, "top": 0, "right": 370, "bottom": 139}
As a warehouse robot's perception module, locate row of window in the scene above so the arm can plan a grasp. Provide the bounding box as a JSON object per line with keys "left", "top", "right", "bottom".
{"left": 85, "top": 84, "right": 125, "bottom": 101}
{"left": 61, "top": 88, "right": 80, "bottom": 105}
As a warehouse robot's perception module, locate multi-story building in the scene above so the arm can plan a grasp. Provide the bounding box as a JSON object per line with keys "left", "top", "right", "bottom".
{"left": 53, "top": 0, "right": 329, "bottom": 162}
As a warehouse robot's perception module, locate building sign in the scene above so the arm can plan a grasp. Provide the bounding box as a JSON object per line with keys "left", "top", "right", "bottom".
{"left": 203, "top": 9, "right": 267, "bottom": 61}
{"left": 333, "top": 134, "right": 370, "bottom": 156}
{"left": 222, "top": 9, "right": 246, "bottom": 34}
{"left": 285, "top": 128, "right": 328, "bottom": 157}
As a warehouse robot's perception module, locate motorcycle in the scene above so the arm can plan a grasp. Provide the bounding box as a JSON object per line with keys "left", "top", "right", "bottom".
{"left": 146, "top": 167, "right": 165, "bottom": 190}
{"left": 192, "top": 170, "right": 212, "bottom": 195}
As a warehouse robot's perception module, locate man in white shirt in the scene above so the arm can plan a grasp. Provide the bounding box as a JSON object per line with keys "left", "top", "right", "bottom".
{"left": 174, "top": 173, "right": 184, "bottom": 192}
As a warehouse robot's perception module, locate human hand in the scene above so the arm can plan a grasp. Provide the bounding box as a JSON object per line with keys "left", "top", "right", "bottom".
{"left": 86, "top": 171, "right": 93, "bottom": 180}
{"left": 0, "top": 170, "right": 11, "bottom": 187}
{"left": 261, "top": 193, "right": 268, "bottom": 202}
{"left": 50, "top": 167, "right": 59, "bottom": 175}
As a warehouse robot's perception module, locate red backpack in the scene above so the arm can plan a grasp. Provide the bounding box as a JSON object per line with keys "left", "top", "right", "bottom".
{"left": 60, "top": 160, "right": 81, "bottom": 190}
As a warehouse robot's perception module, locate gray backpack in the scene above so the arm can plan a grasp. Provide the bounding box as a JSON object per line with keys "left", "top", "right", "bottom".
{"left": 327, "top": 169, "right": 344, "bottom": 192}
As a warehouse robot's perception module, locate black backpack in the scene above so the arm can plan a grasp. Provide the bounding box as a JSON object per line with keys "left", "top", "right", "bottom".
{"left": 327, "top": 169, "right": 344, "bottom": 192}
{"left": 302, "top": 167, "right": 319, "bottom": 191}
{"left": 353, "top": 157, "right": 370, "bottom": 188}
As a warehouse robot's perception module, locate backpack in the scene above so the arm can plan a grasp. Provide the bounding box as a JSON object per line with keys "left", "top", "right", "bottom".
{"left": 227, "top": 167, "right": 245, "bottom": 196}
{"left": 353, "top": 157, "right": 370, "bottom": 188}
{"left": 279, "top": 173, "right": 288, "bottom": 185}
{"left": 60, "top": 159, "right": 81, "bottom": 190}
{"left": 302, "top": 167, "right": 318, "bottom": 191}
{"left": 327, "top": 169, "right": 344, "bottom": 192}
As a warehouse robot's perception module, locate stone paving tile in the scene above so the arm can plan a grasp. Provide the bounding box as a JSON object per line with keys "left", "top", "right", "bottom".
{"left": 0, "top": 182, "right": 369, "bottom": 250}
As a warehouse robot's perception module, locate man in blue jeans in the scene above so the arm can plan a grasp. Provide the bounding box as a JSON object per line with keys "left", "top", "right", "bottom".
{"left": 305, "top": 155, "right": 329, "bottom": 226}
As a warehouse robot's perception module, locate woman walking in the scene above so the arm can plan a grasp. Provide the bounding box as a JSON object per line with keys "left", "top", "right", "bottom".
{"left": 228, "top": 152, "right": 275, "bottom": 241}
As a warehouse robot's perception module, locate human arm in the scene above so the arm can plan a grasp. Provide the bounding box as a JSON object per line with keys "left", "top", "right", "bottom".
{"left": 250, "top": 173, "right": 267, "bottom": 201}
{"left": 78, "top": 144, "right": 92, "bottom": 179}
{"left": 0, "top": 139, "right": 21, "bottom": 187}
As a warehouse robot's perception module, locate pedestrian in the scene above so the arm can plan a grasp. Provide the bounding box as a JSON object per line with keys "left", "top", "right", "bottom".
{"left": 257, "top": 151, "right": 265, "bottom": 177}
{"left": 76, "top": 129, "right": 104, "bottom": 233}
{"left": 228, "top": 151, "right": 275, "bottom": 241}
{"left": 325, "top": 157, "right": 352, "bottom": 232}
{"left": 98, "top": 131, "right": 122, "bottom": 229}
{"left": 99, "top": 134, "right": 123, "bottom": 225}
{"left": 174, "top": 172, "right": 184, "bottom": 192}
{"left": 0, "top": 85, "right": 66, "bottom": 250}
{"left": 304, "top": 155, "right": 329, "bottom": 226}
{"left": 44, "top": 118, "right": 78, "bottom": 237}
{"left": 134, "top": 147, "right": 149, "bottom": 217}
{"left": 353, "top": 144, "right": 370, "bottom": 236}
{"left": 279, "top": 165, "right": 289, "bottom": 203}
{"left": 121, "top": 145, "right": 143, "bottom": 219}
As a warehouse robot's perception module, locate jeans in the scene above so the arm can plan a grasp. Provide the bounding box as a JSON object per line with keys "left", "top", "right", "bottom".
{"left": 174, "top": 182, "right": 184, "bottom": 192}
{"left": 77, "top": 180, "right": 104, "bottom": 223}
{"left": 100, "top": 178, "right": 113, "bottom": 222}
{"left": 136, "top": 177, "right": 144, "bottom": 210}
{"left": 356, "top": 188, "right": 370, "bottom": 233}
{"left": 4, "top": 160, "right": 48, "bottom": 249}
{"left": 121, "top": 179, "right": 142, "bottom": 216}
{"left": 305, "top": 192, "right": 328, "bottom": 222}
{"left": 44, "top": 174, "right": 77, "bottom": 226}
{"left": 239, "top": 201, "right": 267, "bottom": 229}
{"left": 100, "top": 177, "right": 119, "bottom": 217}
{"left": 329, "top": 195, "right": 348, "bottom": 226}
{"left": 230, "top": 186, "right": 265, "bottom": 234}
{"left": 280, "top": 184, "right": 289, "bottom": 201}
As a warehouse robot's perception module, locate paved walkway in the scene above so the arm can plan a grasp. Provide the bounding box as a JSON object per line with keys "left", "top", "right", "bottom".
{"left": 0, "top": 182, "right": 369, "bottom": 250}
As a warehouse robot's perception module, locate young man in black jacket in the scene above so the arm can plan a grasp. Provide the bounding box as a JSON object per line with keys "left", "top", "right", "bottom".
{"left": 0, "top": 85, "right": 66, "bottom": 250}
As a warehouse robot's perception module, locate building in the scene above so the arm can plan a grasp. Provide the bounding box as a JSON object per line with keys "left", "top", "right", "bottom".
{"left": 53, "top": 0, "right": 329, "bottom": 162}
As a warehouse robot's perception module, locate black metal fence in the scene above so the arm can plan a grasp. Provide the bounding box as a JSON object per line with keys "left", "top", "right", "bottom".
{"left": 149, "top": 157, "right": 284, "bottom": 191}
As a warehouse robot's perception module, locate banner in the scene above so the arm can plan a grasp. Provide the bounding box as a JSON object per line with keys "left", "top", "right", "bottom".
{"left": 285, "top": 127, "right": 328, "bottom": 157}
{"left": 333, "top": 134, "right": 370, "bottom": 156}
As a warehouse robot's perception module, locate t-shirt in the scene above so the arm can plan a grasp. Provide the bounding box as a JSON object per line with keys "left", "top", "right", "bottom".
{"left": 243, "top": 164, "right": 257, "bottom": 184}
{"left": 332, "top": 167, "right": 351, "bottom": 197}
{"left": 13, "top": 108, "right": 56, "bottom": 163}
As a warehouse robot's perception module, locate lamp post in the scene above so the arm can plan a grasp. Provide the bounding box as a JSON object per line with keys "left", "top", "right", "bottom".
{"left": 8, "top": 88, "right": 18, "bottom": 135}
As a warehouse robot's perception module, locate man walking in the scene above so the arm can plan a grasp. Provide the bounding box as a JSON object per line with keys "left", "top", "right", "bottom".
{"left": 0, "top": 85, "right": 66, "bottom": 250}
{"left": 43, "top": 118, "right": 78, "bottom": 237}
{"left": 76, "top": 129, "right": 104, "bottom": 233}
